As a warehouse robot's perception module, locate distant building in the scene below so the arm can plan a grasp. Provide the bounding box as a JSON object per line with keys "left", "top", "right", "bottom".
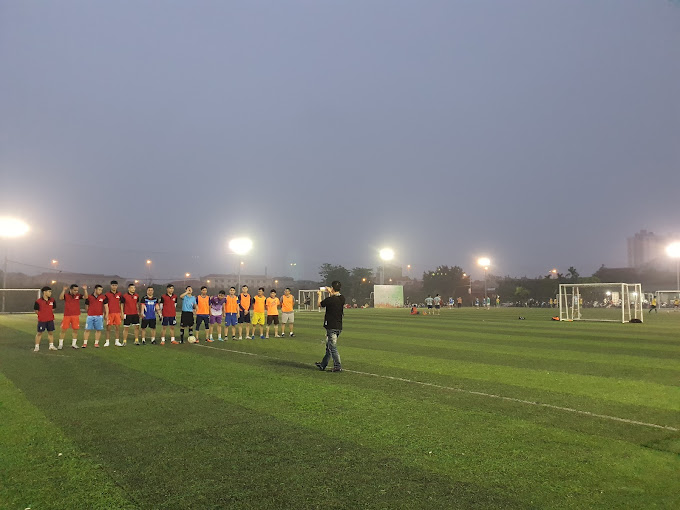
{"left": 627, "top": 230, "right": 668, "bottom": 268}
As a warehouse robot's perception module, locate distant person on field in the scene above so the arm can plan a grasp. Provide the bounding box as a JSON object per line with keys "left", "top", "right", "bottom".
{"left": 315, "top": 280, "right": 345, "bottom": 372}
{"left": 475, "top": 297, "right": 480, "bottom": 308}
{"left": 34, "top": 286, "right": 57, "bottom": 352}
{"left": 281, "top": 287, "right": 296, "bottom": 337}
{"left": 457, "top": 296, "right": 462, "bottom": 308}
{"left": 424, "top": 295, "right": 434, "bottom": 314}
{"left": 496, "top": 296, "right": 500, "bottom": 307}
{"left": 674, "top": 298, "right": 679, "bottom": 310}
{"left": 433, "top": 294, "right": 442, "bottom": 315}
{"left": 649, "top": 296, "right": 658, "bottom": 313}
{"left": 59, "top": 284, "right": 83, "bottom": 349}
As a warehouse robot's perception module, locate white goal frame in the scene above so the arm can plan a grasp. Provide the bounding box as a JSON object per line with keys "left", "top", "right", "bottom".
{"left": 559, "top": 283, "right": 643, "bottom": 323}
{"left": 0, "top": 288, "right": 41, "bottom": 314}
{"left": 653, "top": 290, "right": 680, "bottom": 310}
{"left": 298, "top": 289, "right": 329, "bottom": 312}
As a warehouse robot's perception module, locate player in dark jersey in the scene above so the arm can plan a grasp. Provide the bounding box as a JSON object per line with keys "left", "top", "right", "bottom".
{"left": 140, "top": 286, "right": 159, "bottom": 344}
{"left": 34, "top": 286, "right": 57, "bottom": 351}
{"left": 159, "top": 284, "right": 178, "bottom": 345}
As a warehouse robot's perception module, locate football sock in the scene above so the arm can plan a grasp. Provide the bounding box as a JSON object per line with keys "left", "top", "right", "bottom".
{"left": 161, "top": 337, "right": 165, "bottom": 342}
{"left": 35, "top": 345, "right": 40, "bottom": 351}
{"left": 180, "top": 328, "right": 185, "bottom": 341}
{"left": 71, "top": 339, "right": 77, "bottom": 347}
{"left": 58, "top": 339, "right": 64, "bottom": 348}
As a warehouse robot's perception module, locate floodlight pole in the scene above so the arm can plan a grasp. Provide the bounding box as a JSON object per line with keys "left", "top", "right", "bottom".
{"left": 2, "top": 249, "right": 7, "bottom": 313}
{"left": 676, "top": 259, "right": 679, "bottom": 292}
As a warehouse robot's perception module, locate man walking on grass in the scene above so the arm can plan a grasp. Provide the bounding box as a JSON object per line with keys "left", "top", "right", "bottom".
{"left": 315, "top": 280, "right": 345, "bottom": 373}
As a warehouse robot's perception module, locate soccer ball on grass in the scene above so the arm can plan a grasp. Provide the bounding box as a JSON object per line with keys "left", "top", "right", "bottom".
{"left": 187, "top": 336, "right": 197, "bottom": 344}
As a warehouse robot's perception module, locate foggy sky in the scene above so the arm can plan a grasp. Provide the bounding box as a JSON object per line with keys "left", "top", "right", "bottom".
{"left": 1, "top": 0, "right": 679, "bottom": 282}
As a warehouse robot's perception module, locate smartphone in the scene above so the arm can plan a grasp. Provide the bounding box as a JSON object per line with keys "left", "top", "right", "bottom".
{"left": 319, "top": 286, "right": 326, "bottom": 291}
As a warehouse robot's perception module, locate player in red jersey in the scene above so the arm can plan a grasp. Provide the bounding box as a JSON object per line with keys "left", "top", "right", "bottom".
{"left": 83, "top": 284, "right": 108, "bottom": 348}
{"left": 159, "top": 284, "right": 178, "bottom": 345}
{"left": 121, "top": 283, "right": 141, "bottom": 346}
{"left": 104, "top": 280, "right": 123, "bottom": 347}
{"left": 59, "top": 284, "right": 83, "bottom": 349}
{"left": 33, "top": 286, "right": 57, "bottom": 351}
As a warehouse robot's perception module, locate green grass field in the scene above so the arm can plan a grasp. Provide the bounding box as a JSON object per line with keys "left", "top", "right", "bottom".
{"left": 1, "top": 308, "right": 679, "bottom": 509}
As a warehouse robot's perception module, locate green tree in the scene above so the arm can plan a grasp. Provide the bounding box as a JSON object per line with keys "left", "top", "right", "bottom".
{"left": 566, "top": 267, "right": 580, "bottom": 282}
{"left": 318, "top": 264, "right": 351, "bottom": 287}
{"left": 515, "top": 286, "right": 530, "bottom": 301}
{"left": 348, "top": 267, "right": 374, "bottom": 302}
{"left": 422, "top": 265, "right": 465, "bottom": 298}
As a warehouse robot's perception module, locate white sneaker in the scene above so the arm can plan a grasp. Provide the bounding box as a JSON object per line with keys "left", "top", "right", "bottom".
{"left": 49, "top": 345, "right": 58, "bottom": 351}
{"left": 58, "top": 345, "right": 63, "bottom": 350}
{"left": 275, "top": 335, "right": 281, "bottom": 338}
{"left": 115, "top": 341, "right": 123, "bottom": 347}
{"left": 104, "top": 341, "right": 110, "bottom": 347}
{"left": 238, "top": 336, "right": 243, "bottom": 340}
{"left": 71, "top": 344, "right": 79, "bottom": 349}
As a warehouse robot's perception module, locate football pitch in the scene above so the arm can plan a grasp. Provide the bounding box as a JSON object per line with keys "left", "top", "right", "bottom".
{"left": 1, "top": 308, "right": 678, "bottom": 509}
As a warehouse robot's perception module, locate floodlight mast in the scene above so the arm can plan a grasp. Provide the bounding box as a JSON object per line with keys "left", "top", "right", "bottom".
{"left": 666, "top": 242, "right": 680, "bottom": 291}
{"left": 477, "top": 257, "right": 491, "bottom": 301}
{"left": 228, "top": 237, "right": 253, "bottom": 289}
{"left": 0, "top": 217, "right": 30, "bottom": 313}
{"left": 379, "top": 248, "right": 395, "bottom": 285}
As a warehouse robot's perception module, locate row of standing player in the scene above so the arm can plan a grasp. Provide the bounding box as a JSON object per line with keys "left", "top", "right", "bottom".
{"left": 32, "top": 281, "right": 296, "bottom": 351}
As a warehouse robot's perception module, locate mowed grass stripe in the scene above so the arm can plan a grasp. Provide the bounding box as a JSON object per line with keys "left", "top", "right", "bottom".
{"left": 0, "top": 372, "right": 136, "bottom": 510}
{"left": 0, "top": 341, "right": 526, "bottom": 509}
{"left": 94, "top": 344, "right": 680, "bottom": 509}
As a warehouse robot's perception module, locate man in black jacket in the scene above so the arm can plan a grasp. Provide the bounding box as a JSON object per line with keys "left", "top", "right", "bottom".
{"left": 315, "top": 280, "right": 345, "bottom": 372}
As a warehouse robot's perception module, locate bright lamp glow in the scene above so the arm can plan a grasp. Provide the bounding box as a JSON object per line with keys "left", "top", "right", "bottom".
{"left": 477, "top": 257, "right": 490, "bottom": 267}
{"left": 379, "top": 248, "right": 395, "bottom": 261}
{"left": 666, "top": 242, "right": 680, "bottom": 259}
{"left": 229, "top": 237, "right": 253, "bottom": 255}
{"left": 0, "top": 217, "right": 30, "bottom": 238}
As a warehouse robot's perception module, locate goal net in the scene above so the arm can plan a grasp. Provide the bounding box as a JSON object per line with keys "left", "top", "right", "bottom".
{"left": 298, "top": 289, "right": 329, "bottom": 312}
{"left": 0, "top": 288, "right": 41, "bottom": 314}
{"left": 558, "top": 283, "right": 643, "bottom": 323}
{"left": 653, "top": 290, "right": 680, "bottom": 310}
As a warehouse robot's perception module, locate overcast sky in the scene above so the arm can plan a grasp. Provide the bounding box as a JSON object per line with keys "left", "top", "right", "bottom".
{"left": 1, "top": 0, "right": 679, "bottom": 282}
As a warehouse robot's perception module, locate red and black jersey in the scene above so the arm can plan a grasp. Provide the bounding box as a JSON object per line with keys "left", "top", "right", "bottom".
{"left": 160, "top": 294, "right": 178, "bottom": 317}
{"left": 62, "top": 293, "right": 83, "bottom": 316}
{"left": 86, "top": 294, "right": 108, "bottom": 316}
{"left": 34, "top": 297, "right": 56, "bottom": 322}
{"left": 104, "top": 291, "right": 122, "bottom": 313}
{"left": 120, "top": 293, "right": 140, "bottom": 315}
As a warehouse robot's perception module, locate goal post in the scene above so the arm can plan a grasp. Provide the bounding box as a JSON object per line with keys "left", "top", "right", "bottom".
{"left": 0, "top": 288, "right": 41, "bottom": 314}
{"left": 298, "top": 289, "right": 329, "bottom": 311}
{"left": 653, "top": 290, "right": 680, "bottom": 310}
{"left": 558, "top": 283, "right": 643, "bottom": 323}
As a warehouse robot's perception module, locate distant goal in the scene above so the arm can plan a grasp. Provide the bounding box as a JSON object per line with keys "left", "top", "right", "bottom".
{"left": 0, "top": 288, "right": 41, "bottom": 314}
{"left": 558, "top": 283, "right": 643, "bottom": 323}
{"left": 297, "top": 289, "right": 330, "bottom": 312}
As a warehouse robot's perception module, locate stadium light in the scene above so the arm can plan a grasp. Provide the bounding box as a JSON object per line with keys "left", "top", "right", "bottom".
{"left": 0, "top": 217, "right": 30, "bottom": 313}
{"left": 666, "top": 242, "right": 680, "bottom": 291}
{"left": 229, "top": 238, "right": 253, "bottom": 289}
{"left": 477, "top": 258, "right": 491, "bottom": 300}
{"left": 379, "top": 248, "right": 395, "bottom": 284}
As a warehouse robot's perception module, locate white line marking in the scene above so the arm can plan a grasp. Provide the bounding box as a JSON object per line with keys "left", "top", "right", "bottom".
{"left": 195, "top": 344, "right": 679, "bottom": 432}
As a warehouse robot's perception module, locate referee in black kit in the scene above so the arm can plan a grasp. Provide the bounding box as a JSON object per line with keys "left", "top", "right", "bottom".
{"left": 315, "top": 281, "right": 345, "bottom": 372}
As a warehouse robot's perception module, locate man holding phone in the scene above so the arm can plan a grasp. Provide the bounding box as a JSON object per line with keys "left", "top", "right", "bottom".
{"left": 315, "top": 280, "right": 345, "bottom": 372}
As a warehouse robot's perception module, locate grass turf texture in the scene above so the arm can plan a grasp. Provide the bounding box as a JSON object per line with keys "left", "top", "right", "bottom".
{"left": 0, "top": 308, "right": 678, "bottom": 509}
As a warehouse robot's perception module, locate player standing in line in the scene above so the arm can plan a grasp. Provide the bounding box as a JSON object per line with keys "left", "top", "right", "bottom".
{"left": 59, "top": 284, "right": 83, "bottom": 349}
{"left": 195, "top": 286, "right": 211, "bottom": 342}
{"left": 34, "top": 286, "right": 57, "bottom": 351}
{"left": 433, "top": 294, "right": 442, "bottom": 315}
{"left": 104, "top": 281, "right": 123, "bottom": 347}
{"left": 179, "top": 286, "right": 197, "bottom": 343}
{"left": 238, "top": 285, "right": 253, "bottom": 339}
{"left": 252, "top": 287, "right": 267, "bottom": 339}
{"left": 83, "top": 284, "right": 107, "bottom": 348}
{"left": 223, "top": 286, "right": 239, "bottom": 340}
{"left": 140, "top": 286, "right": 159, "bottom": 344}
{"left": 280, "top": 288, "right": 295, "bottom": 337}
{"left": 121, "top": 283, "right": 141, "bottom": 346}
{"left": 160, "top": 284, "right": 179, "bottom": 345}
{"left": 424, "top": 295, "right": 434, "bottom": 315}
{"left": 209, "top": 290, "right": 226, "bottom": 341}
{"left": 265, "top": 289, "right": 281, "bottom": 338}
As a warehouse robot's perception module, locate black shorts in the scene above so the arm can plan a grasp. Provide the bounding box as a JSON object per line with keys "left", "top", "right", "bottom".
{"left": 196, "top": 314, "right": 209, "bottom": 329}
{"left": 141, "top": 318, "right": 157, "bottom": 329}
{"left": 238, "top": 311, "right": 251, "bottom": 324}
{"left": 435, "top": 305, "right": 441, "bottom": 309}
{"left": 180, "top": 311, "right": 195, "bottom": 327}
{"left": 37, "top": 320, "right": 55, "bottom": 332}
{"left": 124, "top": 314, "right": 140, "bottom": 326}
{"left": 266, "top": 315, "right": 279, "bottom": 325}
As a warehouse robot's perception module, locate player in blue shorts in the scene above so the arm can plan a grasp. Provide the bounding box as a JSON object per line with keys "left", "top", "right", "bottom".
{"left": 140, "top": 286, "right": 159, "bottom": 344}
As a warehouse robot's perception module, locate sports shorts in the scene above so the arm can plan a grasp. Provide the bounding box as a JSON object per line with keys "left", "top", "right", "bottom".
{"left": 107, "top": 313, "right": 122, "bottom": 326}
{"left": 196, "top": 314, "right": 209, "bottom": 329}
{"left": 266, "top": 315, "right": 279, "bottom": 325}
{"left": 209, "top": 315, "right": 222, "bottom": 325}
{"left": 435, "top": 305, "right": 441, "bottom": 309}
{"left": 61, "top": 316, "right": 80, "bottom": 330}
{"left": 224, "top": 313, "right": 238, "bottom": 327}
{"left": 281, "top": 311, "right": 294, "bottom": 324}
{"left": 124, "top": 314, "right": 140, "bottom": 326}
{"left": 37, "top": 320, "right": 55, "bottom": 333}
{"left": 238, "top": 311, "right": 251, "bottom": 324}
{"left": 180, "top": 311, "right": 195, "bottom": 327}
{"left": 427, "top": 305, "right": 433, "bottom": 309}
{"left": 141, "top": 318, "right": 157, "bottom": 329}
{"left": 251, "top": 312, "right": 265, "bottom": 325}
{"left": 85, "top": 315, "right": 104, "bottom": 331}
{"left": 162, "top": 316, "right": 177, "bottom": 326}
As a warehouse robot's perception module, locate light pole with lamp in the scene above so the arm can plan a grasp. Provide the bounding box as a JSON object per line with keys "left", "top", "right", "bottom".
{"left": 146, "top": 259, "right": 152, "bottom": 286}
{"left": 665, "top": 242, "right": 680, "bottom": 292}
{"left": 477, "top": 257, "right": 491, "bottom": 305}
{"left": 379, "top": 248, "right": 394, "bottom": 285}
{"left": 0, "top": 217, "right": 30, "bottom": 313}
{"left": 229, "top": 237, "right": 253, "bottom": 289}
